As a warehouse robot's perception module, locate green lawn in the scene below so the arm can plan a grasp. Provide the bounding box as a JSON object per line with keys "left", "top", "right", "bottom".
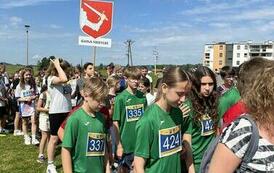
{"left": 0, "top": 134, "right": 63, "bottom": 173}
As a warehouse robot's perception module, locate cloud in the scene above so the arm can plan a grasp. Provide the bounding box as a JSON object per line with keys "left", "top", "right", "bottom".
{"left": 9, "top": 16, "right": 23, "bottom": 26}
{"left": 258, "top": 20, "right": 274, "bottom": 32}
{"left": 209, "top": 22, "right": 230, "bottom": 28}
{"left": 31, "top": 54, "right": 42, "bottom": 59}
{"left": 0, "top": 0, "right": 68, "bottom": 9}
{"left": 183, "top": 0, "right": 269, "bottom": 15}
{"left": 48, "top": 24, "right": 62, "bottom": 29}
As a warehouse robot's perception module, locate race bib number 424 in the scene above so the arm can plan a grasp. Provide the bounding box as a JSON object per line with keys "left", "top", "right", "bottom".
{"left": 86, "top": 133, "right": 106, "bottom": 156}
{"left": 126, "top": 104, "right": 144, "bottom": 122}
{"left": 159, "top": 126, "right": 182, "bottom": 158}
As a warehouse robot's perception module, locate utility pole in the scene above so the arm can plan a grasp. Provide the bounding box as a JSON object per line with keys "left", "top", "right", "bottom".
{"left": 125, "top": 40, "right": 134, "bottom": 66}
{"left": 25, "top": 25, "right": 30, "bottom": 66}
{"left": 153, "top": 48, "right": 159, "bottom": 75}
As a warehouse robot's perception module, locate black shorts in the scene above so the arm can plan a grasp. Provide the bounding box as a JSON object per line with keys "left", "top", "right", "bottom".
{"left": 118, "top": 153, "right": 134, "bottom": 169}
{"left": 0, "top": 107, "right": 7, "bottom": 118}
{"left": 49, "top": 113, "right": 68, "bottom": 136}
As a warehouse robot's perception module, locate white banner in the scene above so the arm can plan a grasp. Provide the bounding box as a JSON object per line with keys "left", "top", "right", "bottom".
{"left": 78, "top": 36, "right": 112, "bottom": 48}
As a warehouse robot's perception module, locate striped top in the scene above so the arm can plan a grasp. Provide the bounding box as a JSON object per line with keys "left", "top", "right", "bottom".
{"left": 220, "top": 117, "right": 274, "bottom": 172}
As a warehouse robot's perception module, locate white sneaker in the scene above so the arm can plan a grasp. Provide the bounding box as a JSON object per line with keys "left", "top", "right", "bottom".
{"left": 46, "top": 164, "right": 57, "bottom": 173}
{"left": 14, "top": 130, "right": 24, "bottom": 136}
{"left": 32, "top": 138, "right": 40, "bottom": 145}
{"left": 24, "top": 136, "right": 31, "bottom": 145}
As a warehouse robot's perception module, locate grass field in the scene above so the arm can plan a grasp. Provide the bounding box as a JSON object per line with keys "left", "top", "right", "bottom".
{"left": 0, "top": 134, "right": 63, "bottom": 173}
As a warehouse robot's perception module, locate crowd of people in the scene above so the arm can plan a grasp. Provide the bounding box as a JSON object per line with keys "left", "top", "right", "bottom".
{"left": 0, "top": 57, "right": 273, "bottom": 173}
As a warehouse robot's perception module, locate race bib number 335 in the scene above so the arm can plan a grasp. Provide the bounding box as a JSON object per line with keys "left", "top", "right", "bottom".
{"left": 126, "top": 104, "right": 144, "bottom": 122}
{"left": 159, "top": 126, "right": 182, "bottom": 158}
{"left": 86, "top": 133, "right": 106, "bottom": 156}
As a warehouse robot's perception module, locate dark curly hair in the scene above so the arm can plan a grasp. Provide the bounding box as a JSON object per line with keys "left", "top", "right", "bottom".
{"left": 189, "top": 66, "right": 219, "bottom": 129}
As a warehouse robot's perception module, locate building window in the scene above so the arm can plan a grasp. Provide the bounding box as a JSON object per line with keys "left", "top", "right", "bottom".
{"left": 219, "top": 45, "right": 223, "bottom": 50}
{"left": 219, "top": 53, "right": 223, "bottom": 57}
{"left": 244, "top": 53, "right": 247, "bottom": 57}
{"left": 237, "top": 53, "right": 240, "bottom": 58}
{"left": 237, "top": 45, "right": 240, "bottom": 50}
{"left": 236, "top": 61, "right": 240, "bottom": 65}
{"left": 219, "top": 60, "right": 222, "bottom": 65}
{"left": 245, "top": 45, "right": 248, "bottom": 50}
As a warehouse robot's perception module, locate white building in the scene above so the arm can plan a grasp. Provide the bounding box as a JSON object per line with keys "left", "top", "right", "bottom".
{"left": 203, "top": 40, "right": 274, "bottom": 69}
{"left": 249, "top": 40, "right": 274, "bottom": 60}
{"left": 203, "top": 44, "right": 214, "bottom": 70}
{"left": 232, "top": 42, "right": 250, "bottom": 67}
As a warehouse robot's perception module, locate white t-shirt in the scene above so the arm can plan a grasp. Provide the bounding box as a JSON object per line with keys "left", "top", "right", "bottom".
{"left": 47, "top": 76, "right": 72, "bottom": 114}
{"left": 146, "top": 74, "right": 153, "bottom": 84}
{"left": 146, "top": 93, "right": 155, "bottom": 106}
{"left": 38, "top": 91, "right": 51, "bottom": 117}
{"left": 15, "top": 84, "right": 37, "bottom": 117}
{"left": 68, "top": 79, "right": 77, "bottom": 107}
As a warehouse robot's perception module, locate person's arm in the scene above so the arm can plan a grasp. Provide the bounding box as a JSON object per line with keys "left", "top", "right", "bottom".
{"left": 134, "top": 156, "right": 146, "bottom": 173}
{"left": 112, "top": 96, "right": 124, "bottom": 159}
{"left": 104, "top": 145, "right": 111, "bottom": 173}
{"left": 113, "top": 121, "right": 123, "bottom": 159}
{"left": 50, "top": 58, "right": 68, "bottom": 84}
{"left": 36, "top": 96, "right": 48, "bottom": 113}
{"left": 208, "top": 143, "right": 241, "bottom": 173}
{"left": 183, "top": 134, "right": 195, "bottom": 173}
{"left": 58, "top": 126, "right": 65, "bottom": 141}
{"left": 62, "top": 147, "right": 73, "bottom": 173}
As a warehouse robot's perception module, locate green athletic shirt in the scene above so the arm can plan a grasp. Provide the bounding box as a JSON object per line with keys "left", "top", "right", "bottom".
{"left": 112, "top": 89, "right": 147, "bottom": 153}
{"left": 184, "top": 100, "right": 216, "bottom": 173}
{"left": 218, "top": 86, "right": 241, "bottom": 120}
{"left": 62, "top": 108, "right": 107, "bottom": 173}
{"left": 135, "top": 104, "right": 185, "bottom": 173}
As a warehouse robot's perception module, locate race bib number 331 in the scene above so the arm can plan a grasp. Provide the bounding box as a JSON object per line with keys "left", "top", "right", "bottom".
{"left": 86, "top": 133, "right": 106, "bottom": 156}
{"left": 126, "top": 104, "right": 144, "bottom": 122}
{"left": 159, "top": 126, "right": 182, "bottom": 158}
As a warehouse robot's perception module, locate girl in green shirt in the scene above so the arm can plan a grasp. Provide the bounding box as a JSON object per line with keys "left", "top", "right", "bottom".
{"left": 134, "top": 67, "right": 191, "bottom": 173}
{"left": 183, "top": 66, "right": 219, "bottom": 173}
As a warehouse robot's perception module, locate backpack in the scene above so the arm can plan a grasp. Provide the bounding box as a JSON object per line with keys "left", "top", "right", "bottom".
{"left": 199, "top": 114, "right": 259, "bottom": 173}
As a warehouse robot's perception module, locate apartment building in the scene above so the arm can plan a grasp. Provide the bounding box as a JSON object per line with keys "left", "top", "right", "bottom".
{"left": 203, "top": 42, "right": 233, "bottom": 72}
{"left": 203, "top": 44, "right": 214, "bottom": 70}
{"left": 233, "top": 42, "right": 249, "bottom": 67}
{"left": 249, "top": 40, "right": 274, "bottom": 60}
{"left": 203, "top": 40, "right": 274, "bottom": 70}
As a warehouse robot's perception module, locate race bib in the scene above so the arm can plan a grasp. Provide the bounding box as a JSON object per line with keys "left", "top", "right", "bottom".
{"left": 201, "top": 114, "right": 214, "bottom": 136}
{"left": 125, "top": 104, "right": 144, "bottom": 122}
{"left": 86, "top": 132, "right": 106, "bottom": 156}
{"left": 22, "top": 89, "right": 33, "bottom": 97}
{"left": 159, "top": 126, "right": 182, "bottom": 158}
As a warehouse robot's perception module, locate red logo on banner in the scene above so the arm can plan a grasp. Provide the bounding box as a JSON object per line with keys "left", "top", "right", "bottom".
{"left": 80, "top": 0, "right": 113, "bottom": 39}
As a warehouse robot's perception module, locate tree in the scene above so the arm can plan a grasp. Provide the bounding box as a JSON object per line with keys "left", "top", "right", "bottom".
{"left": 98, "top": 63, "right": 104, "bottom": 70}
{"left": 37, "top": 57, "right": 51, "bottom": 70}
